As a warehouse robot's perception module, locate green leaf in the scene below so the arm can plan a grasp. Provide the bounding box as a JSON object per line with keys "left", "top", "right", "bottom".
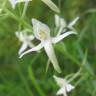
{"left": 41, "top": 0, "right": 60, "bottom": 13}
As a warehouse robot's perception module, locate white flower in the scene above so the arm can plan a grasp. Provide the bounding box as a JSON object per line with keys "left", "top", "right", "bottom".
{"left": 55, "top": 14, "right": 79, "bottom": 36}
{"left": 53, "top": 75, "right": 75, "bottom": 96}
{"left": 9, "top": 0, "right": 32, "bottom": 9}
{"left": 15, "top": 31, "right": 34, "bottom": 55}
{"left": 19, "top": 18, "right": 77, "bottom": 73}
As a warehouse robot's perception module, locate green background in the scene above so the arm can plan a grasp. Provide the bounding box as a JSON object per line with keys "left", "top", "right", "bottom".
{"left": 0, "top": 0, "right": 96, "bottom": 96}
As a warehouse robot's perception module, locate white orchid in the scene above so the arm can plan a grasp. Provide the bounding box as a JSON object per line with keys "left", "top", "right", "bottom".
{"left": 53, "top": 75, "right": 75, "bottom": 96}
{"left": 15, "top": 30, "right": 34, "bottom": 55}
{"left": 55, "top": 14, "right": 79, "bottom": 36}
{"left": 19, "top": 18, "right": 77, "bottom": 73}
{"left": 9, "top": 0, "right": 32, "bottom": 9}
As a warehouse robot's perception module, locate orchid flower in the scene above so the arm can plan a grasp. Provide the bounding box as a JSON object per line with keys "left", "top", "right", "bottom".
{"left": 53, "top": 75, "right": 75, "bottom": 96}
{"left": 19, "top": 18, "right": 77, "bottom": 73}
{"left": 15, "top": 31, "right": 34, "bottom": 55}
{"left": 9, "top": 0, "right": 32, "bottom": 9}
{"left": 55, "top": 14, "right": 79, "bottom": 36}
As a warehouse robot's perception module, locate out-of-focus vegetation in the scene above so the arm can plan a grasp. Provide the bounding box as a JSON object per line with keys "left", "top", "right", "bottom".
{"left": 0, "top": 0, "right": 96, "bottom": 96}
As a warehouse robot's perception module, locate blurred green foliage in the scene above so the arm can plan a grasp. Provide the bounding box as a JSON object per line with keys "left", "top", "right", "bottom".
{"left": 0, "top": 0, "right": 96, "bottom": 96}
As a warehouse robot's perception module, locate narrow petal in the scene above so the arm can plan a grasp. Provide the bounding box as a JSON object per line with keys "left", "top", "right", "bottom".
{"left": 57, "top": 27, "right": 64, "bottom": 36}
{"left": 53, "top": 75, "right": 66, "bottom": 87}
{"left": 19, "top": 43, "right": 27, "bottom": 55}
{"left": 66, "top": 84, "right": 75, "bottom": 92}
{"left": 57, "top": 87, "right": 67, "bottom": 96}
{"left": 19, "top": 43, "right": 43, "bottom": 58}
{"left": 41, "top": 0, "right": 60, "bottom": 13}
{"left": 9, "top": 0, "right": 16, "bottom": 9}
{"left": 9, "top": 0, "right": 32, "bottom": 9}
{"left": 15, "top": 31, "right": 19, "bottom": 38}
{"left": 28, "top": 35, "right": 34, "bottom": 40}
{"left": 55, "top": 14, "right": 66, "bottom": 28}
{"left": 44, "top": 40, "right": 61, "bottom": 73}
{"left": 52, "top": 31, "right": 77, "bottom": 44}
{"left": 68, "top": 17, "right": 79, "bottom": 28}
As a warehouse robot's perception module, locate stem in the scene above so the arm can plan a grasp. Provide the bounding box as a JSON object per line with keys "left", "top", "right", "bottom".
{"left": 17, "top": 66, "right": 34, "bottom": 96}
{"left": 28, "top": 66, "right": 45, "bottom": 96}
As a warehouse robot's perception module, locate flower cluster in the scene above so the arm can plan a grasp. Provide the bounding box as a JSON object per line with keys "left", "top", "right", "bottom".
{"left": 19, "top": 18, "right": 77, "bottom": 73}
{"left": 11, "top": 1, "right": 79, "bottom": 96}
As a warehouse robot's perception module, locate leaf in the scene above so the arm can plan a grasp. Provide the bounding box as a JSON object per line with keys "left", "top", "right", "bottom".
{"left": 41, "top": 0, "right": 60, "bottom": 13}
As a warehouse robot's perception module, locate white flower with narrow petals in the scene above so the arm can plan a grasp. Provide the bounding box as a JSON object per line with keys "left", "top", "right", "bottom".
{"left": 15, "top": 31, "right": 34, "bottom": 55}
{"left": 53, "top": 75, "right": 75, "bottom": 96}
{"left": 9, "top": 0, "right": 32, "bottom": 9}
{"left": 19, "top": 18, "right": 77, "bottom": 73}
{"left": 55, "top": 14, "right": 79, "bottom": 36}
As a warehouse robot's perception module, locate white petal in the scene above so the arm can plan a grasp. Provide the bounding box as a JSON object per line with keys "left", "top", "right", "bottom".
{"left": 57, "top": 27, "right": 64, "bottom": 36}
{"left": 52, "top": 31, "right": 77, "bottom": 44}
{"left": 19, "top": 43, "right": 27, "bottom": 55}
{"left": 57, "top": 87, "right": 66, "bottom": 96}
{"left": 55, "top": 14, "right": 60, "bottom": 27}
{"left": 41, "top": 0, "right": 60, "bottom": 13}
{"left": 53, "top": 75, "right": 66, "bottom": 87}
{"left": 9, "top": 0, "right": 16, "bottom": 9}
{"left": 19, "top": 43, "right": 43, "bottom": 58}
{"left": 68, "top": 17, "right": 79, "bottom": 28}
{"left": 66, "top": 84, "right": 75, "bottom": 92}
{"left": 55, "top": 14, "right": 66, "bottom": 28}
{"left": 9, "top": 0, "right": 32, "bottom": 9}
{"left": 0, "top": 8, "right": 2, "bottom": 13}
{"left": 27, "top": 35, "right": 34, "bottom": 40}
{"left": 44, "top": 40, "right": 61, "bottom": 73}
{"left": 57, "top": 87, "right": 67, "bottom": 96}
{"left": 32, "top": 18, "right": 50, "bottom": 40}
{"left": 15, "top": 31, "right": 20, "bottom": 38}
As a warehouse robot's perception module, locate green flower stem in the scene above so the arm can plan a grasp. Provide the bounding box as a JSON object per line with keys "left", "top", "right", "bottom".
{"left": 28, "top": 67, "right": 45, "bottom": 96}
{"left": 3, "top": 8, "right": 32, "bottom": 31}
{"left": 17, "top": 66, "right": 34, "bottom": 96}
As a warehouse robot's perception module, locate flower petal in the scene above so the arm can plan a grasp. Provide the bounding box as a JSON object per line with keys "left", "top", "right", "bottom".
{"left": 19, "top": 43, "right": 43, "bottom": 58}
{"left": 41, "top": 0, "right": 60, "bottom": 13}
{"left": 9, "top": 0, "right": 32, "bottom": 9}
{"left": 55, "top": 14, "right": 66, "bottom": 28}
{"left": 52, "top": 31, "right": 77, "bottom": 44}
{"left": 19, "top": 43, "right": 27, "bottom": 55}
{"left": 32, "top": 18, "right": 50, "bottom": 40}
{"left": 9, "top": 0, "right": 16, "bottom": 9}
{"left": 28, "top": 35, "right": 34, "bottom": 40}
{"left": 53, "top": 75, "right": 66, "bottom": 87}
{"left": 66, "top": 84, "right": 75, "bottom": 92}
{"left": 68, "top": 16, "right": 79, "bottom": 28}
{"left": 44, "top": 40, "right": 61, "bottom": 73}
{"left": 57, "top": 87, "right": 67, "bottom": 96}
{"left": 57, "top": 27, "right": 64, "bottom": 36}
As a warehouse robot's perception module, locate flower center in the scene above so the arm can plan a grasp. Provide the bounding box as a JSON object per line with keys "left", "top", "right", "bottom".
{"left": 39, "top": 30, "right": 47, "bottom": 40}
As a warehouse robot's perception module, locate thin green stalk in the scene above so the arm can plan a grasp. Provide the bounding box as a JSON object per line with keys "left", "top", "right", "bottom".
{"left": 28, "top": 54, "right": 45, "bottom": 96}
{"left": 28, "top": 67, "right": 45, "bottom": 96}
{"left": 18, "top": 1, "right": 29, "bottom": 31}
{"left": 56, "top": 42, "right": 94, "bottom": 76}
{"left": 3, "top": 8, "right": 32, "bottom": 31}
{"left": 17, "top": 66, "right": 34, "bottom": 96}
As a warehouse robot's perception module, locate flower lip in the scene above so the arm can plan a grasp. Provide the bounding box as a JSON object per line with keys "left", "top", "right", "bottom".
{"left": 32, "top": 18, "right": 50, "bottom": 41}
